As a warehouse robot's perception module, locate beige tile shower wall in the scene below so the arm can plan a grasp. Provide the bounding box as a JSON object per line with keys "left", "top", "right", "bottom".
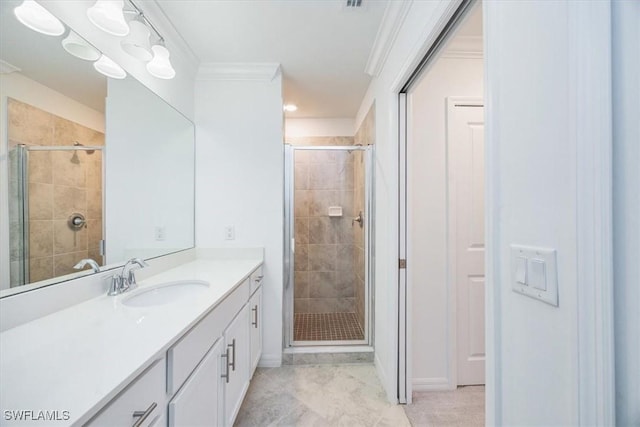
{"left": 7, "top": 99, "right": 104, "bottom": 286}
{"left": 289, "top": 136, "right": 356, "bottom": 314}
{"left": 353, "top": 104, "right": 376, "bottom": 329}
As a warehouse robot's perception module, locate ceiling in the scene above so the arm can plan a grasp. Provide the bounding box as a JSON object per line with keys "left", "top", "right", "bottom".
{"left": 157, "top": 0, "right": 388, "bottom": 118}
{"left": 0, "top": 0, "right": 107, "bottom": 112}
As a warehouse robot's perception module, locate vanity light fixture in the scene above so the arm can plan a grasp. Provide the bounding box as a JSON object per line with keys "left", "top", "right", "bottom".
{"left": 87, "top": 0, "right": 130, "bottom": 37}
{"left": 146, "top": 43, "right": 176, "bottom": 79}
{"left": 13, "top": 0, "right": 65, "bottom": 36}
{"left": 93, "top": 54, "right": 127, "bottom": 79}
{"left": 120, "top": 16, "right": 153, "bottom": 60}
{"left": 283, "top": 104, "right": 298, "bottom": 112}
{"left": 62, "top": 31, "right": 101, "bottom": 61}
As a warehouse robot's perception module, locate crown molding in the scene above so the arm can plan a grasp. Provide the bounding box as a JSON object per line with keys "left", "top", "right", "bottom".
{"left": 440, "top": 36, "right": 483, "bottom": 59}
{"left": 0, "top": 60, "right": 21, "bottom": 75}
{"left": 197, "top": 63, "right": 282, "bottom": 81}
{"left": 140, "top": 1, "right": 200, "bottom": 70}
{"left": 365, "top": 0, "right": 413, "bottom": 77}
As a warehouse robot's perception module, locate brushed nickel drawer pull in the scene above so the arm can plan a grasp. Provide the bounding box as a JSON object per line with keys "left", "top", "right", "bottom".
{"left": 228, "top": 339, "right": 236, "bottom": 371}
{"left": 132, "top": 402, "right": 157, "bottom": 427}
{"left": 252, "top": 305, "right": 258, "bottom": 328}
{"left": 221, "top": 348, "right": 230, "bottom": 383}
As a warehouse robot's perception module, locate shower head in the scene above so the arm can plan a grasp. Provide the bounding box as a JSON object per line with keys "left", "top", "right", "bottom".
{"left": 74, "top": 141, "right": 95, "bottom": 154}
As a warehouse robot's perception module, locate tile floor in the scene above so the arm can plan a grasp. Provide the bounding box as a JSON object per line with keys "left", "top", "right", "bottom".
{"left": 235, "top": 364, "right": 410, "bottom": 426}
{"left": 403, "top": 386, "right": 485, "bottom": 427}
{"left": 293, "top": 313, "right": 364, "bottom": 341}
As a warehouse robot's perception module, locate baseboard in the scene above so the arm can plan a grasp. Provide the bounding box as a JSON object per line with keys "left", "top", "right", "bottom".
{"left": 258, "top": 353, "right": 282, "bottom": 368}
{"left": 412, "top": 377, "right": 454, "bottom": 391}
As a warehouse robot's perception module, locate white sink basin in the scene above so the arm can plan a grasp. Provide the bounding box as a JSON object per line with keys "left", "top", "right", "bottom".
{"left": 122, "top": 280, "right": 209, "bottom": 307}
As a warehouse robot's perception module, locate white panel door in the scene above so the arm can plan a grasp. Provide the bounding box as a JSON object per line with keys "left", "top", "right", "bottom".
{"left": 448, "top": 99, "right": 485, "bottom": 386}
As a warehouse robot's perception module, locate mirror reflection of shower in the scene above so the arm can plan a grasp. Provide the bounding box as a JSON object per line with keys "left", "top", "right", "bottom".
{"left": 7, "top": 98, "right": 105, "bottom": 287}
{"left": 70, "top": 141, "right": 95, "bottom": 164}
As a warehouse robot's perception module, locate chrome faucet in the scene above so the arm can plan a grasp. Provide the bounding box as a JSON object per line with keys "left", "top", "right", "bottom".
{"left": 73, "top": 258, "right": 101, "bottom": 273}
{"left": 107, "top": 258, "right": 149, "bottom": 296}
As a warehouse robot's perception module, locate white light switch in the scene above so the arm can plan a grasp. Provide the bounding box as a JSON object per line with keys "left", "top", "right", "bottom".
{"left": 510, "top": 245, "right": 558, "bottom": 307}
{"left": 529, "top": 259, "right": 547, "bottom": 291}
{"left": 516, "top": 256, "right": 528, "bottom": 284}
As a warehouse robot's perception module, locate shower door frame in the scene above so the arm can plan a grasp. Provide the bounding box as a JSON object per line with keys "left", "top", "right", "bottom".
{"left": 14, "top": 144, "right": 105, "bottom": 286}
{"left": 284, "top": 144, "right": 375, "bottom": 348}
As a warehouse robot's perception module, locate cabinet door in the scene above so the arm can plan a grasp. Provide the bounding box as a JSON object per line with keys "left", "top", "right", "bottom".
{"left": 249, "top": 286, "right": 263, "bottom": 375}
{"left": 168, "top": 338, "right": 224, "bottom": 427}
{"left": 223, "top": 304, "right": 250, "bottom": 427}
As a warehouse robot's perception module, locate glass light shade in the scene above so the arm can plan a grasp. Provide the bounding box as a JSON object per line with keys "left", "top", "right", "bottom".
{"left": 62, "top": 31, "right": 101, "bottom": 61}
{"left": 14, "top": 0, "right": 65, "bottom": 36}
{"left": 146, "top": 45, "right": 175, "bottom": 79}
{"left": 93, "top": 54, "right": 126, "bottom": 79}
{"left": 121, "top": 19, "right": 152, "bottom": 61}
{"left": 87, "top": 0, "right": 129, "bottom": 37}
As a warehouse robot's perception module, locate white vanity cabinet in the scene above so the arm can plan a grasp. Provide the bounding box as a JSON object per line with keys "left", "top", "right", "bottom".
{"left": 85, "top": 265, "right": 264, "bottom": 427}
{"left": 168, "top": 338, "right": 224, "bottom": 426}
{"left": 222, "top": 303, "right": 251, "bottom": 427}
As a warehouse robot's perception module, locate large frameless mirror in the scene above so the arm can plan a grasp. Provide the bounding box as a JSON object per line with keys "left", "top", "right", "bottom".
{"left": 0, "top": 0, "right": 195, "bottom": 296}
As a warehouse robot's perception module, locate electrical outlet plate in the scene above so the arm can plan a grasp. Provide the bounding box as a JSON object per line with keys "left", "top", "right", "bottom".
{"left": 224, "top": 226, "right": 235, "bottom": 240}
{"left": 510, "top": 245, "right": 559, "bottom": 307}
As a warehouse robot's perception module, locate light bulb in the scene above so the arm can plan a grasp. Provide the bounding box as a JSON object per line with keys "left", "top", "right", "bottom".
{"left": 14, "top": 0, "right": 65, "bottom": 36}
{"left": 283, "top": 104, "right": 298, "bottom": 112}
{"left": 121, "top": 19, "right": 152, "bottom": 61}
{"left": 146, "top": 44, "right": 175, "bottom": 79}
{"left": 62, "top": 31, "right": 101, "bottom": 61}
{"left": 87, "top": 0, "right": 129, "bottom": 37}
{"left": 93, "top": 54, "right": 126, "bottom": 79}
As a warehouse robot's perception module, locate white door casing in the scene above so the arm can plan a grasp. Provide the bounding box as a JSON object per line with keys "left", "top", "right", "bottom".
{"left": 447, "top": 98, "right": 485, "bottom": 386}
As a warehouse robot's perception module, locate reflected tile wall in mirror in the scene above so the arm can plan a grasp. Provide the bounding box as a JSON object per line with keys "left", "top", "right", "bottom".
{"left": 7, "top": 99, "right": 105, "bottom": 287}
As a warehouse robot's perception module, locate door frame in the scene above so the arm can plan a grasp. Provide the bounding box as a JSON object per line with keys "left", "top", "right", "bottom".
{"left": 396, "top": 1, "right": 614, "bottom": 424}
{"left": 446, "top": 97, "right": 484, "bottom": 388}
{"left": 283, "top": 144, "right": 375, "bottom": 349}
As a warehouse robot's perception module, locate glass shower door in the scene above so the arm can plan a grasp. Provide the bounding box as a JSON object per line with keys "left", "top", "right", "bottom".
{"left": 284, "top": 144, "right": 374, "bottom": 347}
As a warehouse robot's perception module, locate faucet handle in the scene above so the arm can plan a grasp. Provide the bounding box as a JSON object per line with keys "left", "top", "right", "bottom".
{"left": 107, "top": 274, "right": 124, "bottom": 296}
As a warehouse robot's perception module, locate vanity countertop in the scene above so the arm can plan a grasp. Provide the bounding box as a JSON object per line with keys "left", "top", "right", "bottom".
{"left": 0, "top": 257, "right": 263, "bottom": 426}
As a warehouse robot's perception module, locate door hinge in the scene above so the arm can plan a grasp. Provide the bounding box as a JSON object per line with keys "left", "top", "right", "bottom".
{"left": 399, "top": 259, "right": 407, "bottom": 269}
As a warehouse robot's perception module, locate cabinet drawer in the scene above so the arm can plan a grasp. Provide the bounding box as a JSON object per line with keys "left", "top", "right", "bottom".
{"left": 249, "top": 266, "right": 264, "bottom": 295}
{"left": 87, "top": 358, "right": 165, "bottom": 427}
{"left": 167, "top": 278, "right": 250, "bottom": 394}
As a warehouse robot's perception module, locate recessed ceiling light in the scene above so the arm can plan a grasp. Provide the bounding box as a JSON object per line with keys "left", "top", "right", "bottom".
{"left": 283, "top": 104, "right": 298, "bottom": 112}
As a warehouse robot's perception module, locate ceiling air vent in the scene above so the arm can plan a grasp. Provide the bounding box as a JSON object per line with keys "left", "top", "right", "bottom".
{"left": 346, "top": 0, "right": 363, "bottom": 8}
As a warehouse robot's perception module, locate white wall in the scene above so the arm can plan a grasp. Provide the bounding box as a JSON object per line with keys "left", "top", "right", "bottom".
{"left": 484, "top": 1, "right": 614, "bottom": 424}
{"left": 105, "top": 77, "right": 194, "bottom": 265}
{"left": 0, "top": 72, "right": 105, "bottom": 289}
{"left": 285, "top": 118, "right": 354, "bottom": 138}
{"left": 408, "top": 56, "right": 483, "bottom": 389}
{"left": 195, "top": 74, "right": 284, "bottom": 367}
{"left": 612, "top": 1, "right": 640, "bottom": 425}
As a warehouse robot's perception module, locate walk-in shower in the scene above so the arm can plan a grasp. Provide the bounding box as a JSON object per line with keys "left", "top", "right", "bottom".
{"left": 8, "top": 143, "right": 104, "bottom": 286}
{"left": 284, "top": 144, "right": 374, "bottom": 347}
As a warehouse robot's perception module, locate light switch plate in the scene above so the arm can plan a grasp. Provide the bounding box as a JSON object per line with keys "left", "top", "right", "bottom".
{"left": 510, "top": 245, "right": 558, "bottom": 306}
